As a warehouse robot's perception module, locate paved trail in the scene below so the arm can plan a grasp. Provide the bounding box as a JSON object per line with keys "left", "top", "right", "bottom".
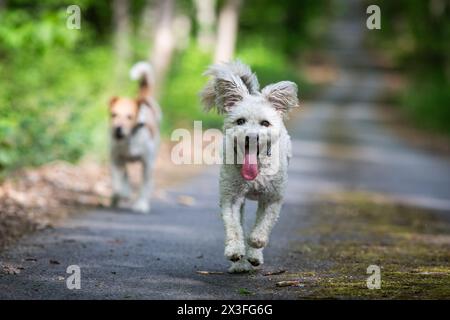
{"left": 1, "top": 0, "right": 449, "bottom": 299}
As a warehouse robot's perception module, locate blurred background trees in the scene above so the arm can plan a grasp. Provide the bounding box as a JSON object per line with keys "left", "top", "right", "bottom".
{"left": 0, "top": 0, "right": 329, "bottom": 175}
{"left": 368, "top": 0, "right": 449, "bottom": 135}
{"left": 0, "top": 0, "right": 447, "bottom": 177}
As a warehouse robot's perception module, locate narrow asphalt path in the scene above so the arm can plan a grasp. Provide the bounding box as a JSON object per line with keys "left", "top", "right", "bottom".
{"left": 1, "top": 0, "right": 449, "bottom": 299}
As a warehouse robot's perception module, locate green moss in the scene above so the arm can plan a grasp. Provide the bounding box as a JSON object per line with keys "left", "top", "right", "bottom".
{"left": 277, "top": 192, "right": 450, "bottom": 299}
{"left": 238, "top": 288, "right": 253, "bottom": 296}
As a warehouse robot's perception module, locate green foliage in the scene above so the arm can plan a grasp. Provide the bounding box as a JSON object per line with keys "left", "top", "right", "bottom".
{"left": 239, "top": 0, "right": 330, "bottom": 56}
{"left": 0, "top": 5, "right": 112, "bottom": 172}
{"left": 0, "top": 0, "right": 328, "bottom": 174}
{"left": 237, "top": 38, "right": 307, "bottom": 91}
{"left": 401, "top": 73, "right": 450, "bottom": 136}
{"left": 160, "top": 45, "right": 222, "bottom": 133}
{"left": 371, "top": 0, "right": 449, "bottom": 68}
{"left": 368, "top": 0, "right": 450, "bottom": 136}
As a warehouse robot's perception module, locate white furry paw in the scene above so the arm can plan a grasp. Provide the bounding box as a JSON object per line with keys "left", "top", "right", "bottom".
{"left": 246, "top": 247, "right": 264, "bottom": 266}
{"left": 228, "top": 259, "right": 252, "bottom": 274}
{"left": 132, "top": 200, "right": 150, "bottom": 213}
{"left": 224, "top": 240, "right": 245, "bottom": 262}
{"left": 248, "top": 234, "right": 267, "bottom": 249}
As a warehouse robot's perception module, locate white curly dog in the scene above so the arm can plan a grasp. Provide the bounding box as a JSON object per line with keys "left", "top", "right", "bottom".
{"left": 201, "top": 60, "right": 299, "bottom": 273}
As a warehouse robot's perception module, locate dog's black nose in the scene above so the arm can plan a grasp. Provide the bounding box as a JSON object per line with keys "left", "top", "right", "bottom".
{"left": 114, "top": 127, "right": 125, "bottom": 139}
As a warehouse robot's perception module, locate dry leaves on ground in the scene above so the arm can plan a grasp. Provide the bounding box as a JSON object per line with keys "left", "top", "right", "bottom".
{"left": 0, "top": 142, "right": 202, "bottom": 250}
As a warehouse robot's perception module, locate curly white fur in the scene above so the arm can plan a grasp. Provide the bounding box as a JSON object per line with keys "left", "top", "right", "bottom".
{"left": 201, "top": 60, "right": 299, "bottom": 273}
{"left": 201, "top": 60, "right": 260, "bottom": 114}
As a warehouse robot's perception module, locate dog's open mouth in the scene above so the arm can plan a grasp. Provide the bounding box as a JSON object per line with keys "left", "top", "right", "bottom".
{"left": 241, "top": 150, "right": 259, "bottom": 181}
{"left": 240, "top": 136, "right": 259, "bottom": 181}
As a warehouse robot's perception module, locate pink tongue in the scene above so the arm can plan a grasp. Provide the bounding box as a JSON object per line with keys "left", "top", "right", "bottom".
{"left": 241, "top": 152, "right": 259, "bottom": 181}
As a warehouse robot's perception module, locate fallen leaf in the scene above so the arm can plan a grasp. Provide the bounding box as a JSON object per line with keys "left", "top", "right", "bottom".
{"left": 154, "top": 189, "right": 168, "bottom": 200}
{"left": 177, "top": 195, "right": 195, "bottom": 206}
{"left": 263, "top": 269, "right": 287, "bottom": 276}
{"left": 2, "top": 264, "right": 22, "bottom": 275}
{"left": 275, "top": 280, "right": 302, "bottom": 287}
{"left": 196, "top": 270, "right": 224, "bottom": 275}
{"left": 107, "top": 239, "right": 124, "bottom": 245}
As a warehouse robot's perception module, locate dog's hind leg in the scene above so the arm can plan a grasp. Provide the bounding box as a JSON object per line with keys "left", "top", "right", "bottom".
{"left": 248, "top": 199, "right": 282, "bottom": 249}
{"left": 111, "top": 160, "right": 131, "bottom": 207}
{"left": 221, "top": 197, "right": 246, "bottom": 262}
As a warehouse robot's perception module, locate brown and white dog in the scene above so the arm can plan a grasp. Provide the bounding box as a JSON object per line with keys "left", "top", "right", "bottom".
{"left": 108, "top": 62, "right": 162, "bottom": 213}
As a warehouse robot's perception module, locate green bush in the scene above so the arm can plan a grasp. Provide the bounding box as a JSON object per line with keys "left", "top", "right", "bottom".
{"left": 402, "top": 73, "right": 450, "bottom": 136}
{"left": 160, "top": 44, "right": 222, "bottom": 133}
{"left": 367, "top": 0, "right": 450, "bottom": 136}
{"left": 0, "top": 0, "right": 328, "bottom": 175}
{"left": 0, "top": 8, "right": 112, "bottom": 173}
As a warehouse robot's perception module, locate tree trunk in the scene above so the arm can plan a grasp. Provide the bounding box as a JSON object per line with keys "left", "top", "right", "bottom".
{"left": 150, "top": 0, "right": 175, "bottom": 96}
{"left": 113, "top": 0, "right": 131, "bottom": 82}
{"left": 214, "top": 0, "right": 241, "bottom": 63}
{"left": 194, "top": 0, "right": 216, "bottom": 51}
{"left": 138, "top": 0, "right": 156, "bottom": 43}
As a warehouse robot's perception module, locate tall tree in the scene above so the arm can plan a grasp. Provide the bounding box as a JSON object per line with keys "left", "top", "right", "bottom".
{"left": 138, "top": 0, "right": 156, "bottom": 44}
{"left": 113, "top": 0, "right": 131, "bottom": 82}
{"left": 194, "top": 0, "right": 216, "bottom": 51}
{"left": 150, "top": 0, "right": 175, "bottom": 96}
{"left": 214, "top": 0, "right": 241, "bottom": 63}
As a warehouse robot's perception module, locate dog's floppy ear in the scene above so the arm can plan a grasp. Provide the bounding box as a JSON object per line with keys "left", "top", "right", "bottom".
{"left": 109, "top": 96, "right": 119, "bottom": 109}
{"left": 201, "top": 61, "right": 259, "bottom": 114}
{"left": 262, "top": 81, "right": 299, "bottom": 116}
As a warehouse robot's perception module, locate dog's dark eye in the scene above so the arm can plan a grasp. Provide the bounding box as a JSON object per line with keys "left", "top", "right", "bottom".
{"left": 111, "top": 113, "right": 117, "bottom": 118}
{"left": 236, "top": 118, "right": 246, "bottom": 125}
{"left": 260, "top": 120, "right": 271, "bottom": 127}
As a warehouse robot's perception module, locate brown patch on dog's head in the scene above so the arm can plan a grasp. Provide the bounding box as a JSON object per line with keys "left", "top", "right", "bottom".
{"left": 108, "top": 97, "right": 139, "bottom": 140}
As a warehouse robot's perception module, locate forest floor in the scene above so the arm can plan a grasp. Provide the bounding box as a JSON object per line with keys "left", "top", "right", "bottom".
{"left": 0, "top": 143, "right": 200, "bottom": 249}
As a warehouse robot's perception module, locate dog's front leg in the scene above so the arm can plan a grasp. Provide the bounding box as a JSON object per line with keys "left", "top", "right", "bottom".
{"left": 132, "top": 159, "right": 153, "bottom": 213}
{"left": 111, "top": 160, "right": 130, "bottom": 207}
{"left": 248, "top": 199, "right": 283, "bottom": 249}
{"left": 221, "top": 197, "right": 246, "bottom": 262}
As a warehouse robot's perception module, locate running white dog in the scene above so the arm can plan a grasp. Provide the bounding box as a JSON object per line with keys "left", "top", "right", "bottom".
{"left": 108, "top": 62, "right": 161, "bottom": 213}
{"left": 201, "top": 61, "right": 299, "bottom": 272}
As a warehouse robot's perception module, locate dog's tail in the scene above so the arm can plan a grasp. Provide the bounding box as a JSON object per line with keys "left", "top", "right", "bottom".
{"left": 130, "top": 61, "right": 154, "bottom": 100}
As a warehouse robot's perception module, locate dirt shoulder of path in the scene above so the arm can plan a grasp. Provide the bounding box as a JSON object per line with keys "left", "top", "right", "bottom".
{"left": 272, "top": 192, "right": 450, "bottom": 299}
{"left": 0, "top": 141, "right": 201, "bottom": 250}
